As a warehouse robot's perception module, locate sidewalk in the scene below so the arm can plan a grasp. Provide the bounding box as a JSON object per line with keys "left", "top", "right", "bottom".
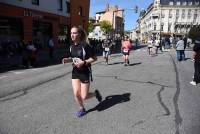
{"left": 0, "top": 48, "right": 67, "bottom": 73}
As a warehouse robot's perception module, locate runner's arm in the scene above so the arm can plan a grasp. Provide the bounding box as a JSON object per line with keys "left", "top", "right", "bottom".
{"left": 62, "top": 57, "right": 72, "bottom": 64}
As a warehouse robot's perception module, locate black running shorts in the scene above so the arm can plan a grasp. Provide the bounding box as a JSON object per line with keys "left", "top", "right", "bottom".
{"left": 72, "top": 70, "right": 90, "bottom": 83}
{"left": 122, "top": 51, "right": 129, "bottom": 55}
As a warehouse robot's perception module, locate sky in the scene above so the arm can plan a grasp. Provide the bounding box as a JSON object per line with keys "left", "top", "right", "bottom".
{"left": 90, "top": 0, "right": 154, "bottom": 31}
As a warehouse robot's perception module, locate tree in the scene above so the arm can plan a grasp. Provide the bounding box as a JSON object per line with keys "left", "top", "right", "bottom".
{"left": 188, "top": 25, "right": 200, "bottom": 42}
{"left": 88, "top": 21, "right": 94, "bottom": 33}
{"left": 99, "top": 20, "right": 112, "bottom": 34}
{"left": 59, "top": 25, "right": 68, "bottom": 35}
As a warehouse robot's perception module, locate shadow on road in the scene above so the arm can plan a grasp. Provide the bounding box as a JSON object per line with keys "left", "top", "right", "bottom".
{"left": 87, "top": 93, "right": 131, "bottom": 113}
{"left": 107, "top": 62, "right": 142, "bottom": 66}
{"left": 108, "top": 61, "right": 124, "bottom": 65}
{"left": 184, "top": 57, "right": 191, "bottom": 61}
{"left": 128, "top": 62, "right": 142, "bottom": 66}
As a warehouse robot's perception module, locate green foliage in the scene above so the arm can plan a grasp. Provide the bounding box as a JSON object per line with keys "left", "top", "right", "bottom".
{"left": 188, "top": 25, "right": 200, "bottom": 42}
{"left": 59, "top": 25, "right": 68, "bottom": 35}
{"left": 99, "top": 21, "right": 112, "bottom": 34}
{"left": 88, "top": 21, "right": 94, "bottom": 33}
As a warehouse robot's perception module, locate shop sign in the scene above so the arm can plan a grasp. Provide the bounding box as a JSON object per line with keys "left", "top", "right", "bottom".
{"left": 24, "top": 10, "right": 43, "bottom": 19}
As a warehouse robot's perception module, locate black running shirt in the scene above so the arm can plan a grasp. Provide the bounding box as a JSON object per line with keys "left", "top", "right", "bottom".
{"left": 67, "top": 43, "right": 95, "bottom": 71}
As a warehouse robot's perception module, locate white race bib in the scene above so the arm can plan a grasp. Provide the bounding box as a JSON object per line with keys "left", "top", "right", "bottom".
{"left": 123, "top": 49, "right": 129, "bottom": 53}
{"left": 105, "top": 47, "right": 110, "bottom": 51}
{"left": 72, "top": 57, "right": 81, "bottom": 64}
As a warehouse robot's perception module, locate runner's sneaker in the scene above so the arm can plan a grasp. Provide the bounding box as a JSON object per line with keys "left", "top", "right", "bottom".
{"left": 76, "top": 108, "right": 86, "bottom": 118}
{"left": 95, "top": 90, "right": 102, "bottom": 102}
{"left": 190, "top": 81, "right": 197, "bottom": 86}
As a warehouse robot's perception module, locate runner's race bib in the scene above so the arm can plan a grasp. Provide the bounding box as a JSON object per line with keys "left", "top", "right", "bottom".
{"left": 105, "top": 47, "right": 110, "bottom": 51}
{"left": 123, "top": 49, "right": 129, "bottom": 53}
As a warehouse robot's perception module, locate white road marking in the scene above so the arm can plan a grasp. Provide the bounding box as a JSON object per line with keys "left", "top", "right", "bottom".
{"left": 9, "top": 71, "right": 25, "bottom": 74}
{"left": 30, "top": 68, "right": 39, "bottom": 71}
{"left": 13, "top": 71, "right": 25, "bottom": 74}
{"left": 0, "top": 75, "right": 8, "bottom": 79}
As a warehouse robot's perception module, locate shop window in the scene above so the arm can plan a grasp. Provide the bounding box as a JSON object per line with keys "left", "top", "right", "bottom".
{"left": 32, "top": 0, "right": 39, "bottom": 5}
{"left": 0, "top": 17, "right": 22, "bottom": 38}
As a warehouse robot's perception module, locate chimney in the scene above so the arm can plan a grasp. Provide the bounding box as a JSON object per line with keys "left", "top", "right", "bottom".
{"left": 115, "top": 5, "right": 118, "bottom": 10}
{"left": 106, "top": 3, "right": 109, "bottom": 11}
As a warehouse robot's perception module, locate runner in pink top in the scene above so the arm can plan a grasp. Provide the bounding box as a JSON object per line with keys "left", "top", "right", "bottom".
{"left": 121, "top": 35, "right": 132, "bottom": 66}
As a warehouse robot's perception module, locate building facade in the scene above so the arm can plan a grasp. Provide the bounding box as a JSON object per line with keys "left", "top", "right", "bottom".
{"left": 70, "top": 0, "right": 90, "bottom": 30}
{"left": 0, "top": 0, "right": 90, "bottom": 47}
{"left": 137, "top": 0, "right": 200, "bottom": 41}
{"left": 89, "top": 4, "right": 124, "bottom": 40}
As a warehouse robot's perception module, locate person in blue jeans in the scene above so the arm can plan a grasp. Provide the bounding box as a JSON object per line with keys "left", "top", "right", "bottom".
{"left": 176, "top": 37, "right": 185, "bottom": 61}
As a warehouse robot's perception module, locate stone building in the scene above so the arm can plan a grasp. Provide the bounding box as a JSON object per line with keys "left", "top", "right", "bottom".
{"left": 137, "top": 0, "right": 200, "bottom": 41}
{"left": 89, "top": 4, "right": 124, "bottom": 40}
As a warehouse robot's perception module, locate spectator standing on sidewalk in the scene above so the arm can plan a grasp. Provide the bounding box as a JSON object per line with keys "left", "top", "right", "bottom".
{"left": 62, "top": 26, "right": 102, "bottom": 117}
{"left": 21, "top": 40, "right": 29, "bottom": 68}
{"left": 135, "top": 38, "right": 139, "bottom": 48}
{"left": 183, "top": 35, "right": 187, "bottom": 49}
{"left": 48, "top": 37, "right": 54, "bottom": 59}
{"left": 27, "top": 41, "right": 37, "bottom": 68}
{"left": 176, "top": 37, "right": 185, "bottom": 61}
{"left": 190, "top": 37, "right": 200, "bottom": 86}
{"left": 164, "top": 37, "right": 171, "bottom": 51}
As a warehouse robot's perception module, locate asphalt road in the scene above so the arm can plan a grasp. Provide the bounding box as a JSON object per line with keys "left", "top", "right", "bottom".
{"left": 0, "top": 47, "right": 199, "bottom": 134}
